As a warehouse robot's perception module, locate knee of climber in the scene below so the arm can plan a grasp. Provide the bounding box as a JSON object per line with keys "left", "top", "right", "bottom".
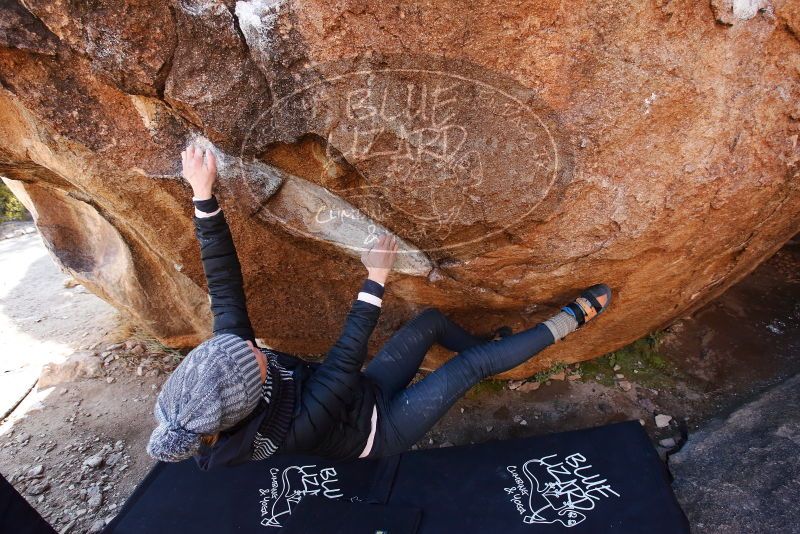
{"left": 417, "top": 307, "right": 444, "bottom": 321}
{"left": 416, "top": 307, "right": 447, "bottom": 329}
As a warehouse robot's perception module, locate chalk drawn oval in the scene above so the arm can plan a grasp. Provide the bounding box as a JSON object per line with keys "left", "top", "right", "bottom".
{"left": 241, "top": 55, "right": 563, "bottom": 255}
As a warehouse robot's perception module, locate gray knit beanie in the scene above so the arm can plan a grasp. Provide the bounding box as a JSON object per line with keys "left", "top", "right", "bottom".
{"left": 147, "top": 334, "right": 262, "bottom": 462}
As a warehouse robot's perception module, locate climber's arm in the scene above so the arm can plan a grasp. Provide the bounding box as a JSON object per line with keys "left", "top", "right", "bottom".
{"left": 326, "top": 233, "right": 399, "bottom": 369}
{"left": 288, "top": 236, "right": 397, "bottom": 447}
{"left": 183, "top": 144, "right": 255, "bottom": 342}
{"left": 301, "top": 233, "right": 397, "bottom": 376}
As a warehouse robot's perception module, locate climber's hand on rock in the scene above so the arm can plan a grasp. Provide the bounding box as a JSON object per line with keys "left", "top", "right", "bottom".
{"left": 181, "top": 143, "right": 217, "bottom": 200}
{"left": 361, "top": 234, "right": 398, "bottom": 285}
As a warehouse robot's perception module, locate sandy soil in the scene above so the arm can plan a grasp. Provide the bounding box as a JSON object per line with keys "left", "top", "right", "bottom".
{"left": 0, "top": 221, "right": 798, "bottom": 533}
{"left": 0, "top": 225, "right": 119, "bottom": 419}
{"left": 0, "top": 223, "right": 156, "bottom": 532}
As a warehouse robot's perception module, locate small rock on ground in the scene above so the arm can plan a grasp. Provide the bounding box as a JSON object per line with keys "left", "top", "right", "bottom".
{"left": 39, "top": 352, "right": 104, "bottom": 388}
{"left": 655, "top": 414, "right": 672, "bottom": 428}
{"left": 517, "top": 381, "right": 540, "bottom": 392}
{"left": 83, "top": 454, "right": 104, "bottom": 469}
{"left": 659, "top": 437, "right": 676, "bottom": 448}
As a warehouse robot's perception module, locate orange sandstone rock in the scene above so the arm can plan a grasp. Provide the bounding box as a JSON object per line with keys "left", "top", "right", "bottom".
{"left": 0, "top": 0, "right": 798, "bottom": 377}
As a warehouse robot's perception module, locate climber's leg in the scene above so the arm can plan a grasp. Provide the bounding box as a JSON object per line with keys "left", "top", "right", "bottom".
{"left": 364, "top": 308, "right": 486, "bottom": 397}
{"left": 375, "top": 284, "right": 612, "bottom": 455}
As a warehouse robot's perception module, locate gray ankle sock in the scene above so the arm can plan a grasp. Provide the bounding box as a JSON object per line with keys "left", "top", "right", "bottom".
{"left": 543, "top": 311, "right": 579, "bottom": 342}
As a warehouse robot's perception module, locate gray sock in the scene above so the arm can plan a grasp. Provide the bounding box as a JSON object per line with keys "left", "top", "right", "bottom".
{"left": 543, "top": 311, "right": 579, "bottom": 342}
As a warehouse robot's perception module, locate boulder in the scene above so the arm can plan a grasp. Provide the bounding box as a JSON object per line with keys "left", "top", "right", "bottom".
{"left": 0, "top": 0, "right": 799, "bottom": 377}
{"left": 671, "top": 373, "right": 800, "bottom": 533}
{"left": 39, "top": 351, "right": 103, "bottom": 388}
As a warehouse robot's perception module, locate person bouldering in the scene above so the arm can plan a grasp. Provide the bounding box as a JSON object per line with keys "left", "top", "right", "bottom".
{"left": 146, "top": 143, "right": 612, "bottom": 467}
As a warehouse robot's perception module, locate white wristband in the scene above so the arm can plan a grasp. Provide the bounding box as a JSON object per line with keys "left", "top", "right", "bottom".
{"left": 357, "top": 292, "right": 383, "bottom": 307}
{"left": 194, "top": 207, "right": 221, "bottom": 218}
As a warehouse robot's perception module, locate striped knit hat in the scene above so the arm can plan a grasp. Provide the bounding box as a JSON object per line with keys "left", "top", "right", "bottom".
{"left": 147, "top": 334, "right": 262, "bottom": 462}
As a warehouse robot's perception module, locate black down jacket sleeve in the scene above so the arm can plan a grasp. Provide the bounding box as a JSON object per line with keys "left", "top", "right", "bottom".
{"left": 289, "top": 297, "right": 381, "bottom": 450}
{"left": 193, "top": 210, "right": 255, "bottom": 342}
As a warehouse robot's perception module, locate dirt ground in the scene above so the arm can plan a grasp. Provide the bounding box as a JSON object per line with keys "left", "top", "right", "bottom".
{"left": 1, "top": 221, "right": 798, "bottom": 533}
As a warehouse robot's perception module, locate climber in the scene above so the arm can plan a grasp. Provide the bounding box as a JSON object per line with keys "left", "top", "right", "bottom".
{"left": 146, "top": 143, "right": 612, "bottom": 468}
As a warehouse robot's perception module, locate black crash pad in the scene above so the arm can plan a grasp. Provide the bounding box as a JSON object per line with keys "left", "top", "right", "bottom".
{"left": 0, "top": 473, "right": 56, "bottom": 534}
{"left": 106, "top": 421, "right": 689, "bottom": 533}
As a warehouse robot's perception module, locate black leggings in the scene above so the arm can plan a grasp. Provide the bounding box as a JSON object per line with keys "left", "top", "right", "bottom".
{"left": 363, "top": 308, "right": 555, "bottom": 457}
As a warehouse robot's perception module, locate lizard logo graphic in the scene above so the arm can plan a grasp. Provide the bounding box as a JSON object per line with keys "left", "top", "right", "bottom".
{"left": 258, "top": 464, "right": 343, "bottom": 528}
{"left": 505, "top": 452, "right": 620, "bottom": 528}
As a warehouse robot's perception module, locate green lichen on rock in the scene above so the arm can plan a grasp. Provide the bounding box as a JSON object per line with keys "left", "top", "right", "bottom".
{"left": 580, "top": 332, "right": 680, "bottom": 389}
{"left": 530, "top": 361, "right": 569, "bottom": 383}
{"left": 466, "top": 379, "right": 506, "bottom": 398}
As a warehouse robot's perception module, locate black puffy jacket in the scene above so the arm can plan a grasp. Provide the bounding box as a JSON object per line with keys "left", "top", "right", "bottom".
{"left": 193, "top": 208, "right": 380, "bottom": 462}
